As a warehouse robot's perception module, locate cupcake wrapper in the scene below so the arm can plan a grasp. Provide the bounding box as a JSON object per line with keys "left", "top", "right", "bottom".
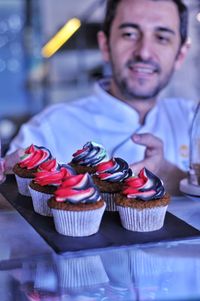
{"left": 57, "top": 255, "right": 109, "bottom": 289}
{"left": 101, "top": 193, "right": 117, "bottom": 212}
{"left": 117, "top": 205, "right": 168, "bottom": 232}
{"left": 101, "top": 249, "right": 132, "bottom": 286}
{"left": 15, "top": 175, "right": 32, "bottom": 196}
{"left": 29, "top": 187, "right": 52, "bottom": 216}
{"left": 128, "top": 249, "right": 168, "bottom": 279}
{"left": 51, "top": 202, "right": 106, "bottom": 237}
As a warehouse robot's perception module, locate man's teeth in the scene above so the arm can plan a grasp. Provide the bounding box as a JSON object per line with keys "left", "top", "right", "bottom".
{"left": 132, "top": 67, "right": 154, "bottom": 74}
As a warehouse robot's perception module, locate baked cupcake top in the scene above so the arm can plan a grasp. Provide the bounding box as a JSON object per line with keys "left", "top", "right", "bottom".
{"left": 54, "top": 173, "right": 101, "bottom": 204}
{"left": 95, "top": 157, "right": 132, "bottom": 183}
{"left": 71, "top": 141, "right": 109, "bottom": 167}
{"left": 18, "top": 144, "right": 52, "bottom": 170}
{"left": 123, "top": 167, "right": 165, "bottom": 201}
{"left": 33, "top": 159, "right": 76, "bottom": 187}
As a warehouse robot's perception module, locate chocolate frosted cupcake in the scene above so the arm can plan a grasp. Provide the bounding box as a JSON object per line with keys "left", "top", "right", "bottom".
{"left": 93, "top": 157, "right": 132, "bottom": 211}
{"left": 115, "top": 168, "right": 170, "bottom": 232}
{"left": 70, "top": 141, "right": 109, "bottom": 174}
{"left": 13, "top": 144, "right": 52, "bottom": 196}
{"left": 29, "top": 159, "right": 76, "bottom": 216}
{"left": 48, "top": 173, "right": 106, "bottom": 236}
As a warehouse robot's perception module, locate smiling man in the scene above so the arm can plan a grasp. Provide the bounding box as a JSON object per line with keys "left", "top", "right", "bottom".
{"left": 3, "top": 0, "right": 196, "bottom": 194}
{"left": 98, "top": 0, "right": 189, "bottom": 122}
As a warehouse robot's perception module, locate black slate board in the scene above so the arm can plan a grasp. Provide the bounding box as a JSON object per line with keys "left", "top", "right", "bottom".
{"left": 1, "top": 175, "right": 200, "bottom": 255}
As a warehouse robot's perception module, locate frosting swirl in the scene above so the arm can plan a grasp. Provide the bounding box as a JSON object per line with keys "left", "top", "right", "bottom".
{"left": 54, "top": 173, "right": 101, "bottom": 204}
{"left": 37, "top": 159, "right": 59, "bottom": 172}
{"left": 19, "top": 144, "right": 52, "bottom": 169}
{"left": 123, "top": 168, "right": 165, "bottom": 201}
{"left": 72, "top": 141, "right": 109, "bottom": 166}
{"left": 95, "top": 157, "right": 132, "bottom": 182}
{"left": 34, "top": 159, "right": 76, "bottom": 186}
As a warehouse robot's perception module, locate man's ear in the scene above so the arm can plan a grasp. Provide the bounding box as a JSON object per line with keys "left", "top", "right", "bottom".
{"left": 97, "top": 31, "right": 110, "bottom": 62}
{"left": 174, "top": 38, "right": 191, "bottom": 70}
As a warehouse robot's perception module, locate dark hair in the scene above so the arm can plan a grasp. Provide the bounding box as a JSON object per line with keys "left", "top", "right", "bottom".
{"left": 102, "top": 0, "right": 188, "bottom": 45}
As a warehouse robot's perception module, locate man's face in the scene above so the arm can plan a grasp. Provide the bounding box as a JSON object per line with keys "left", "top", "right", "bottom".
{"left": 103, "top": 0, "right": 185, "bottom": 101}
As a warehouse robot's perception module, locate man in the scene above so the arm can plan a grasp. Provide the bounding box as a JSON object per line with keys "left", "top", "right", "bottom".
{"left": 1, "top": 0, "right": 195, "bottom": 194}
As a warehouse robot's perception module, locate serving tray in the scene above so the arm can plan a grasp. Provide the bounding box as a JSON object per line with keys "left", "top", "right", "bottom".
{"left": 1, "top": 176, "right": 200, "bottom": 255}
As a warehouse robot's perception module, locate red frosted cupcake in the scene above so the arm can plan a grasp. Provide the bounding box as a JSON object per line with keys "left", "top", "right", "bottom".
{"left": 48, "top": 173, "right": 106, "bottom": 237}
{"left": 29, "top": 159, "right": 76, "bottom": 216}
{"left": 70, "top": 141, "right": 109, "bottom": 175}
{"left": 93, "top": 157, "right": 132, "bottom": 211}
{"left": 13, "top": 144, "right": 52, "bottom": 196}
{"left": 115, "top": 168, "right": 170, "bottom": 232}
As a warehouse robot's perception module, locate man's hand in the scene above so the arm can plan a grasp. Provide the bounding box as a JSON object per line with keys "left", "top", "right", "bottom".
{"left": 130, "top": 133, "right": 164, "bottom": 175}
{"left": 4, "top": 148, "right": 24, "bottom": 174}
{"left": 130, "top": 133, "right": 186, "bottom": 195}
{"left": 0, "top": 149, "right": 23, "bottom": 184}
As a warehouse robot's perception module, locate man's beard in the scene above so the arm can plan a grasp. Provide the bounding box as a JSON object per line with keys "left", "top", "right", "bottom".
{"left": 110, "top": 57, "right": 175, "bottom": 101}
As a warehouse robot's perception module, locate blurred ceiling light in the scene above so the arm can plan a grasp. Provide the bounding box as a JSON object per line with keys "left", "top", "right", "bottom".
{"left": 41, "top": 18, "right": 81, "bottom": 58}
{"left": 196, "top": 12, "right": 200, "bottom": 23}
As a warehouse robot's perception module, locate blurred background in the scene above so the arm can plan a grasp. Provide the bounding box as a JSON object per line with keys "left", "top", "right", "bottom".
{"left": 0, "top": 0, "right": 200, "bottom": 154}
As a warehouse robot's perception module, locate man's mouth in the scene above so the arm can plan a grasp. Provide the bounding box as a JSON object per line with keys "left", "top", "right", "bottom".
{"left": 127, "top": 61, "right": 159, "bottom": 76}
{"left": 130, "top": 66, "right": 156, "bottom": 74}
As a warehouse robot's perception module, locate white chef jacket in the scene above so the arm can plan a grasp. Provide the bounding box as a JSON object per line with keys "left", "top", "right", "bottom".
{"left": 8, "top": 79, "right": 196, "bottom": 171}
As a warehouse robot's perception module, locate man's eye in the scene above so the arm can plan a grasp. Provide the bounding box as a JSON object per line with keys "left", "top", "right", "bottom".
{"left": 156, "top": 35, "right": 171, "bottom": 44}
{"left": 122, "top": 31, "right": 139, "bottom": 40}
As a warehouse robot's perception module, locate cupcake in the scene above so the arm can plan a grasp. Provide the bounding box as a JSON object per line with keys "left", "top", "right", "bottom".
{"left": 29, "top": 159, "right": 76, "bottom": 216}
{"left": 115, "top": 168, "right": 170, "bottom": 232}
{"left": 13, "top": 144, "right": 52, "bottom": 196}
{"left": 93, "top": 157, "right": 132, "bottom": 211}
{"left": 48, "top": 173, "right": 106, "bottom": 237}
{"left": 69, "top": 141, "right": 109, "bottom": 174}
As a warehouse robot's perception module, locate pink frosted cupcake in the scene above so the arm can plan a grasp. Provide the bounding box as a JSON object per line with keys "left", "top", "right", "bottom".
{"left": 93, "top": 157, "right": 132, "bottom": 211}
{"left": 29, "top": 159, "right": 76, "bottom": 216}
{"left": 13, "top": 144, "right": 52, "bottom": 196}
{"left": 115, "top": 168, "right": 170, "bottom": 232}
{"left": 69, "top": 141, "right": 109, "bottom": 174}
{"left": 48, "top": 173, "right": 106, "bottom": 237}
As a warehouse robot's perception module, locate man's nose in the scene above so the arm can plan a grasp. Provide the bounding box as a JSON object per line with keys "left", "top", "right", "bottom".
{"left": 133, "top": 36, "right": 153, "bottom": 61}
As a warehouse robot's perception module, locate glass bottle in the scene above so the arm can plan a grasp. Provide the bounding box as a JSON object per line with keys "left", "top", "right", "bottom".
{"left": 189, "top": 101, "right": 200, "bottom": 186}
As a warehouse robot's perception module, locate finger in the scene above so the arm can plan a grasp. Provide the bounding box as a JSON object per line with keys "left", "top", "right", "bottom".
{"left": 132, "top": 133, "right": 162, "bottom": 149}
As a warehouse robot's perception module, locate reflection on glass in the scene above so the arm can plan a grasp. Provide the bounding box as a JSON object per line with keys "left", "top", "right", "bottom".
{"left": 1, "top": 242, "right": 200, "bottom": 300}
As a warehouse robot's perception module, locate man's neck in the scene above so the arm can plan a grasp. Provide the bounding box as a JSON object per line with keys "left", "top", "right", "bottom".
{"left": 109, "top": 81, "right": 157, "bottom": 125}
{"left": 124, "top": 98, "right": 156, "bottom": 125}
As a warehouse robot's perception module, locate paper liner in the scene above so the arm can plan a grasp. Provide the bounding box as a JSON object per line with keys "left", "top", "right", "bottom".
{"left": 51, "top": 202, "right": 106, "bottom": 237}
{"left": 15, "top": 175, "right": 32, "bottom": 196}
{"left": 29, "top": 186, "right": 52, "bottom": 216}
{"left": 128, "top": 248, "right": 168, "bottom": 278}
{"left": 56, "top": 255, "right": 109, "bottom": 289}
{"left": 101, "top": 192, "right": 117, "bottom": 212}
{"left": 117, "top": 205, "right": 168, "bottom": 232}
{"left": 101, "top": 249, "right": 132, "bottom": 287}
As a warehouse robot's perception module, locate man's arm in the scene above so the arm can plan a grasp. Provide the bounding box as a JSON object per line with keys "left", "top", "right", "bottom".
{"left": 130, "top": 133, "right": 186, "bottom": 196}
